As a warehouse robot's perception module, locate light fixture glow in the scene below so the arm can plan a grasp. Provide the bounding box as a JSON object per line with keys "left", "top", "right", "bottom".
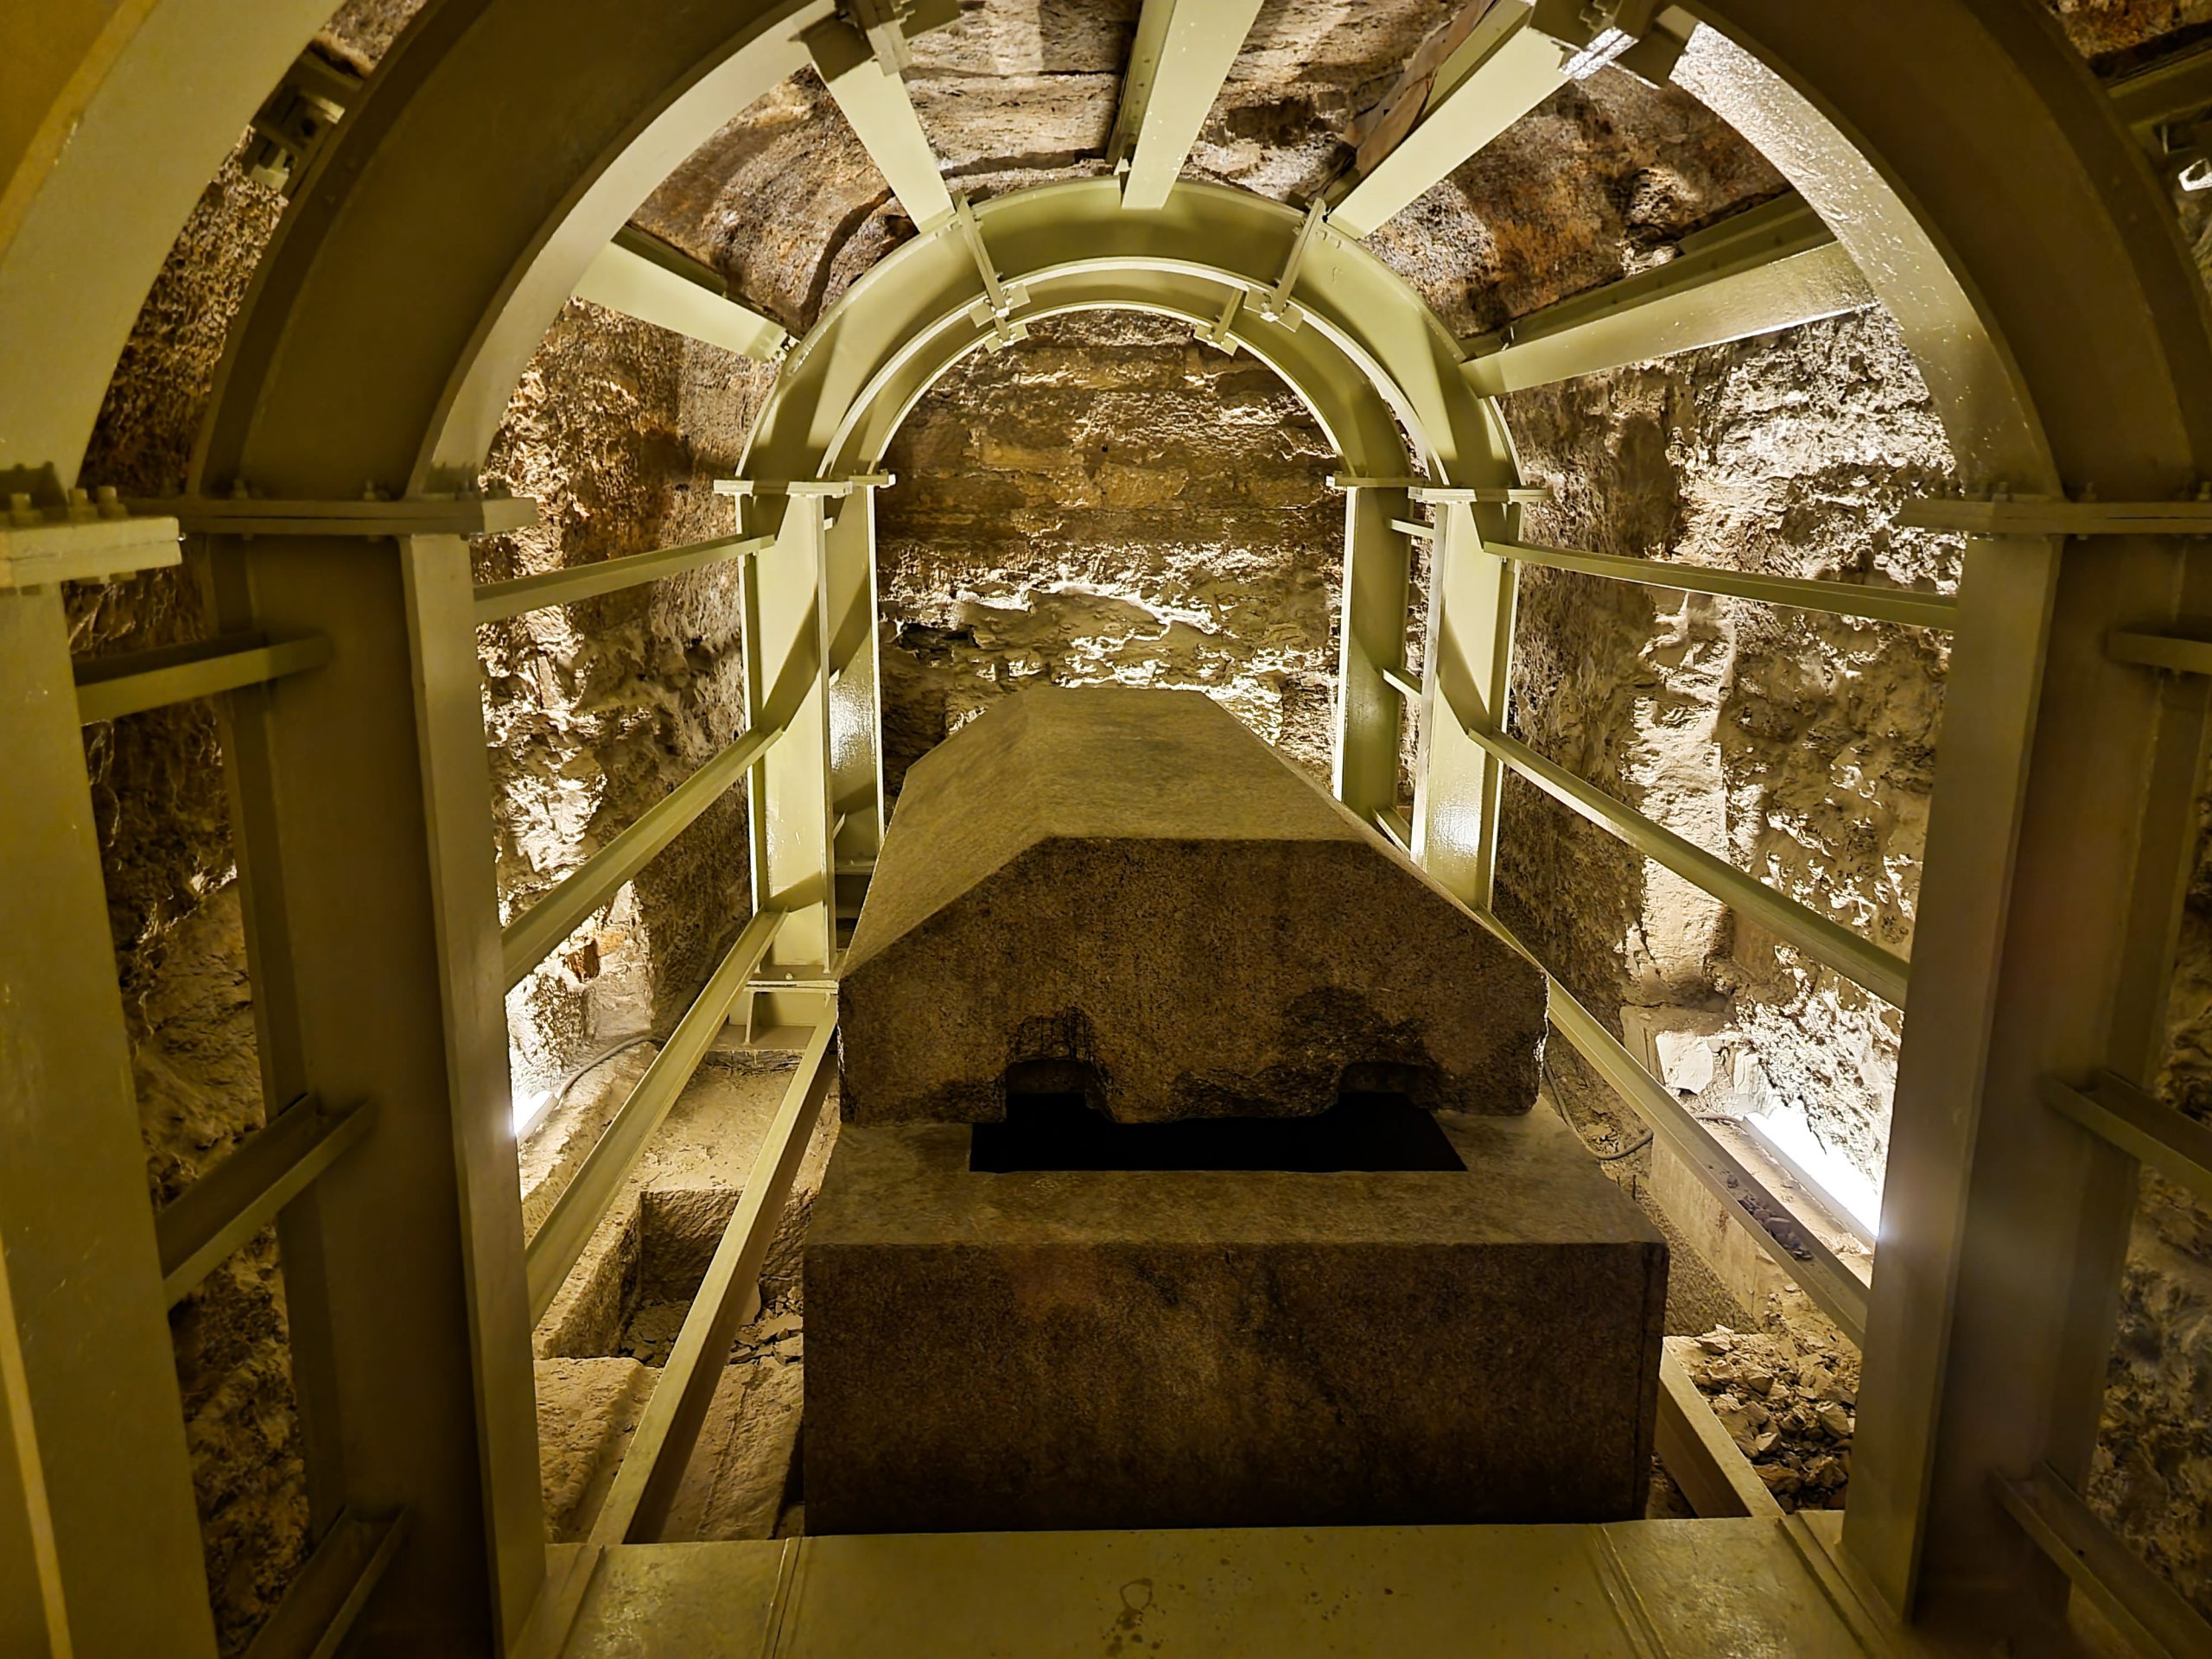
{"left": 1738, "top": 1103, "right": 1883, "bottom": 1244}
{"left": 513, "top": 1088, "right": 556, "bottom": 1138}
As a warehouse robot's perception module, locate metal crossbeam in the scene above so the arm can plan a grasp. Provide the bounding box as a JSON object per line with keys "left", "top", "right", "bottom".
{"left": 1459, "top": 715, "right": 1911, "bottom": 1007}
{"left": 1496, "top": 539, "right": 1957, "bottom": 631}
{"left": 1897, "top": 497, "right": 2212, "bottom": 537}
{"left": 1117, "top": 0, "right": 1267, "bottom": 212}
{"left": 238, "top": 1509, "right": 407, "bottom": 1659}
{"left": 156, "top": 1095, "right": 374, "bottom": 1305}
{"left": 803, "top": 13, "right": 954, "bottom": 229}
{"left": 1995, "top": 1466, "right": 2212, "bottom": 1658}
{"left": 2109, "top": 40, "right": 2212, "bottom": 132}
{"left": 128, "top": 494, "right": 539, "bottom": 538}
{"left": 573, "top": 229, "right": 787, "bottom": 360}
{"left": 590, "top": 1016, "right": 837, "bottom": 1542}
{"left": 2108, "top": 627, "right": 2212, "bottom": 675}
{"left": 1105, "top": 0, "right": 1180, "bottom": 168}
{"left": 1329, "top": 3, "right": 1566, "bottom": 238}
{"left": 2044, "top": 1074, "right": 2212, "bottom": 1208}
{"left": 524, "top": 907, "right": 785, "bottom": 1324}
{"left": 1, "top": 501, "right": 181, "bottom": 588}
{"left": 1463, "top": 194, "right": 1873, "bottom": 396}
{"left": 500, "top": 721, "right": 785, "bottom": 989}
{"left": 74, "top": 631, "right": 332, "bottom": 723}
{"left": 1537, "top": 963, "right": 1872, "bottom": 1345}
{"left": 472, "top": 534, "right": 771, "bottom": 622}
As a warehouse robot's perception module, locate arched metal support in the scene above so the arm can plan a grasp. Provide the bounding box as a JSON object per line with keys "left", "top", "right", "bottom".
{"left": 5, "top": 1, "right": 2212, "bottom": 1651}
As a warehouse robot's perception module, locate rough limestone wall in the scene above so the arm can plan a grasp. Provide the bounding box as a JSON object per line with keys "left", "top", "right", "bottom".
{"left": 873, "top": 311, "right": 1342, "bottom": 788}
{"left": 1492, "top": 314, "right": 1960, "bottom": 1187}
{"left": 475, "top": 304, "right": 772, "bottom": 1102}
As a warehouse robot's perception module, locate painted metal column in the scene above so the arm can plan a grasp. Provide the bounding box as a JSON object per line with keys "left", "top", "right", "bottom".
{"left": 1332, "top": 482, "right": 1413, "bottom": 830}
{"left": 204, "top": 529, "right": 543, "bottom": 1653}
{"left": 1415, "top": 497, "right": 1520, "bottom": 911}
{"left": 0, "top": 582, "right": 216, "bottom": 1657}
{"left": 823, "top": 481, "right": 887, "bottom": 900}
{"left": 740, "top": 494, "right": 836, "bottom": 1033}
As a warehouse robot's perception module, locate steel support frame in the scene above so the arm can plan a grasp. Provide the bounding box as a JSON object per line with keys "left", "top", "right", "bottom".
{"left": 0, "top": 582, "right": 216, "bottom": 1656}
{"left": 203, "top": 527, "right": 544, "bottom": 1654}
{"left": 1115, "top": 0, "right": 1267, "bottom": 212}
{"left": 1413, "top": 498, "right": 1519, "bottom": 910}
{"left": 7, "top": 1, "right": 2211, "bottom": 1651}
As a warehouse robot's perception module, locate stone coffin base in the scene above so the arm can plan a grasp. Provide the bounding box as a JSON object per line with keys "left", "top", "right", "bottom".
{"left": 804, "top": 1105, "right": 1668, "bottom": 1535}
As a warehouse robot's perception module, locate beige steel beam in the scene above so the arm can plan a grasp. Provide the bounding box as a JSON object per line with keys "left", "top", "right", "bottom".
{"left": 803, "top": 13, "right": 954, "bottom": 229}
{"left": 1414, "top": 499, "right": 1519, "bottom": 910}
{"left": 1496, "top": 538, "right": 1956, "bottom": 631}
{"left": 74, "top": 630, "right": 332, "bottom": 723}
{"left": 0, "top": 583, "right": 218, "bottom": 1656}
{"left": 200, "top": 528, "right": 546, "bottom": 1649}
{"left": 1328, "top": 3, "right": 1565, "bottom": 239}
{"left": 591, "top": 1017, "right": 837, "bottom": 1543}
{"left": 1462, "top": 194, "right": 1872, "bottom": 397}
{"left": 2108, "top": 39, "right": 2212, "bottom": 133}
{"left": 1116, "top": 0, "right": 1267, "bottom": 213}
{"left": 474, "top": 533, "right": 772, "bottom": 622}
{"left": 524, "top": 907, "right": 785, "bottom": 1325}
{"left": 823, "top": 484, "right": 888, "bottom": 887}
{"left": 1336, "top": 484, "right": 1417, "bottom": 830}
{"left": 573, "top": 229, "right": 788, "bottom": 360}
{"left": 2044, "top": 1073, "right": 2212, "bottom": 1209}
{"left": 1995, "top": 1467, "right": 2212, "bottom": 1657}
{"left": 240, "top": 1508, "right": 409, "bottom": 1659}
{"left": 2108, "top": 627, "right": 2212, "bottom": 675}
{"left": 500, "top": 721, "right": 786, "bottom": 991}
{"left": 156, "top": 1094, "right": 374, "bottom": 1305}
{"left": 130, "top": 494, "right": 539, "bottom": 537}
{"left": 1464, "top": 715, "right": 1911, "bottom": 1007}
{"left": 1537, "top": 961, "right": 1872, "bottom": 1345}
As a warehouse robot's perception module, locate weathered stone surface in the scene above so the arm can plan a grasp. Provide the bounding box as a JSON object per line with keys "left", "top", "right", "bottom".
{"left": 805, "top": 1105, "right": 1668, "bottom": 1534}
{"left": 839, "top": 685, "right": 1548, "bottom": 1122}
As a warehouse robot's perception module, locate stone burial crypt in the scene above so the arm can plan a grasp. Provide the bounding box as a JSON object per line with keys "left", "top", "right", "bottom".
{"left": 13, "top": 1, "right": 2212, "bottom": 1656}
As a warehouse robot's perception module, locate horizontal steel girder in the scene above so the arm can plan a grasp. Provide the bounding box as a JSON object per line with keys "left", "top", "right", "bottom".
{"left": 1329, "top": 3, "right": 1567, "bottom": 239}
{"left": 1462, "top": 193, "right": 1872, "bottom": 396}
{"left": 1117, "top": 0, "right": 1266, "bottom": 212}
{"left": 573, "top": 231, "right": 788, "bottom": 360}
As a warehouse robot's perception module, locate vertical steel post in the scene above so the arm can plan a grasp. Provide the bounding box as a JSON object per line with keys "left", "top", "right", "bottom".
{"left": 823, "top": 483, "right": 887, "bottom": 870}
{"left": 740, "top": 496, "right": 836, "bottom": 1033}
{"left": 204, "top": 530, "right": 543, "bottom": 1653}
{"left": 1414, "top": 498, "right": 1520, "bottom": 911}
{"left": 1333, "top": 484, "right": 1413, "bottom": 826}
{"left": 0, "top": 584, "right": 217, "bottom": 1657}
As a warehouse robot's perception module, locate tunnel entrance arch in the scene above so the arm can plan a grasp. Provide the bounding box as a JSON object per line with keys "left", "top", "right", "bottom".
{"left": 3, "top": 1, "right": 2212, "bottom": 1650}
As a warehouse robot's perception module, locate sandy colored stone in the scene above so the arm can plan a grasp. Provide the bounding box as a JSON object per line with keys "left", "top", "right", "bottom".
{"left": 840, "top": 685, "right": 1547, "bottom": 1122}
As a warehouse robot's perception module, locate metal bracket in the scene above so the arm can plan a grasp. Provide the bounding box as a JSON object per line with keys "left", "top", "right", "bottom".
{"left": 1202, "top": 200, "right": 1325, "bottom": 348}
{"left": 713, "top": 475, "right": 894, "bottom": 500}
{"left": 1529, "top": 0, "right": 1685, "bottom": 86}
{"left": 246, "top": 51, "right": 361, "bottom": 194}
{"left": 950, "top": 196, "right": 1031, "bottom": 346}
{"left": 838, "top": 0, "right": 961, "bottom": 78}
{"left": 128, "top": 489, "right": 539, "bottom": 539}
{"left": 1, "top": 490, "right": 181, "bottom": 588}
{"left": 1897, "top": 486, "right": 2212, "bottom": 537}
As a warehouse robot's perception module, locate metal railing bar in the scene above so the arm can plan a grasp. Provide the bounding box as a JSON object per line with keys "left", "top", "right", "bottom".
{"left": 1380, "top": 663, "right": 1421, "bottom": 702}
{"left": 525, "top": 907, "right": 786, "bottom": 1324}
{"left": 1372, "top": 806, "right": 1414, "bottom": 855}
{"left": 1995, "top": 1465, "right": 2212, "bottom": 1658}
{"left": 1389, "top": 517, "right": 1435, "bottom": 541}
{"left": 74, "top": 632, "right": 332, "bottom": 723}
{"left": 590, "top": 1016, "right": 837, "bottom": 1544}
{"left": 156, "top": 1095, "right": 374, "bottom": 1306}
{"left": 472, "top": 533, "right": 772, "bottom": 623}
{"left": 1463, "top": 720, "right": 1910, "bottom": 1008}
{"left": 2044, "top": 1073, "right": 2212, "bottom": 1208}
{"left": 502, "top": 722, "right": 785, "bottom": 990}
{"left": 239, "top": 1507, "right": 408, "bottom": 1659}
{"left": 2107, "top": 627, "right": 2212, "bottom": 677}
{"left": 1535, "top": 962, "right": 1872, "bottom": 1346}
{"left": 1496, "top": 541, "right": 1958, "bottom": 632}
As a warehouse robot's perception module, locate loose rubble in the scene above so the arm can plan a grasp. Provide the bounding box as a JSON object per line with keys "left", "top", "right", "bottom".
{"left": 1679, "top": 1325, "right": 1860, "bottom": 1512}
